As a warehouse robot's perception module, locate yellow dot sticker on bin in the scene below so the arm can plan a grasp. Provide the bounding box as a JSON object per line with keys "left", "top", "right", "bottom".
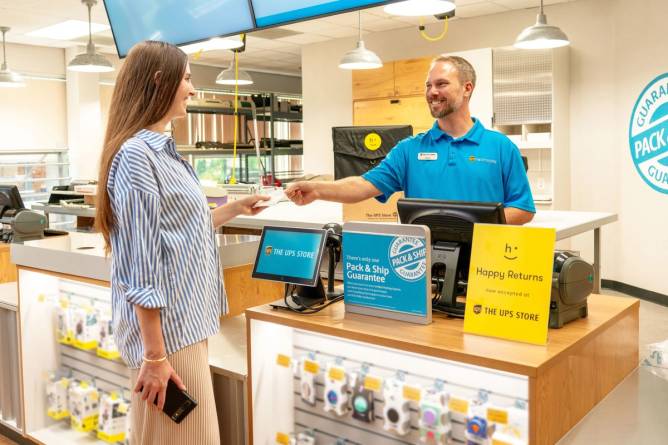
{"left": 276, "top": 354, "right": 291, "bottom": 368}
{"left": 328, "top": 367, "right": 345, "bottom": 382}
{"left": 363, "top": 375, "right": 382, "bottom": 392}
{"left": 448, "top": 397, "right": 469, "bottom": 414}
{"left": 364, "top": 132, "right": 382, "bottom": 151}
{"left": 275, "top": 432, "right": 290, "bottom": 445}
{"left": 303, "top": 359, "right": 319, "bottom": 374}
{"left": 403, "top": 385, "right": 421, "bottom": 402}
{"left": 487, "top": 408, "right": 509, "bottom": 425}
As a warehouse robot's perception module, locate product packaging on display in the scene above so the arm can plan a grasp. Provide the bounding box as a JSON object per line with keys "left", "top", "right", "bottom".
{"left": 97, "top": 311, "right": 120, "bottom": 359}
{"left": 350, "top": 373, "right": 376, "bottom": 423}
{"left": 299, "top": 358, "right": 319, "bottom": 406}
{"left": 323, "top": 363, "right": 349, "bottom": 416}
{"left": 97, "top": 391, "right": 130, "bottom": 443}
{"left": 46, "top": 372, "right": 71, "bottom": 420}
{"left": 55, "top": 300, "right": 74, "bottom": 345}
{"left": 68, "top": 380, "right": 100, "bottom": 432}
{"left": 419, "top": 388, "right": 452, "bottom": 444}
{"left": 72, "top": 304, "right": 100, "bottom": 350}
{"left": 382, "top": 377, "right": 412, "bottom": 436}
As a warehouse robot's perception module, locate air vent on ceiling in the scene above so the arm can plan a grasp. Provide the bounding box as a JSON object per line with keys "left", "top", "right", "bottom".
{"left": 251, "top": 28, "right": 302, "bottom": 40}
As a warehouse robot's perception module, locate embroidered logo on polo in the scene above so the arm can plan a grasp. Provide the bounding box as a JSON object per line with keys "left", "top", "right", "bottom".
{"left": 629, "top": 72, "right": 668, "bottom": 194}
{"left": 388, "top": 236, "right": 427, "bottom": 282}
{"left": 469, "top": 155, "right": 497, "bottom": 165}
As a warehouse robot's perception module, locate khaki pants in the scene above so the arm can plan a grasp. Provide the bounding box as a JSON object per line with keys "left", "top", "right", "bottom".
{"left": 129, "top": 340, "right": 220, "bottom": 445}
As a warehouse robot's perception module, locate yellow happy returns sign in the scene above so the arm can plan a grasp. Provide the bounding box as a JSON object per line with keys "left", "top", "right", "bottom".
{"left": 463, "top": 224, "right": 556, "bottom": 345}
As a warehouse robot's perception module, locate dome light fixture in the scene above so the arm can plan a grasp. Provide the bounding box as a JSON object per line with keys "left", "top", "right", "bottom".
{"left": 514, "top": 0, "right": 570, "bottom": 49}
{"left": 338, "top": 11, "right": 382, "bottom": 70}
{"left": 216, "top": 59, "right": 253, "bottom": 86}
{"left": 384, "top": 0, "right": 456, "bottom": 17}
{"left": 67, "top": 0, "right": 114, "bottom": 73}
{"left": 0, "top": 26, "right": 25, "bottom": 88}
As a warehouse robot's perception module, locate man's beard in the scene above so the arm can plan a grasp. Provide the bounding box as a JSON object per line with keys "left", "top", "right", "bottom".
{"left": 429, "top": 100, "right": 455, "bottom": 118}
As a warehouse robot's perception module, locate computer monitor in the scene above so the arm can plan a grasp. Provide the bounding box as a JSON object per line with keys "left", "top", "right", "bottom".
{"left": 0, "top": 185, "right": 25, "bottom": 216}
{"left": 397, "top": 199, "right": 506, "bottom": 317}
{"left": 252, "top": 226, "right": 328, "bottom": 307}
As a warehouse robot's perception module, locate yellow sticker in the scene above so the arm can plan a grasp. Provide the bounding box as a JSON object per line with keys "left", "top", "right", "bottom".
{"left": 492, "top": 440, "right": 512, "bottom": 445}
{"left": 487, "top": 408, "right": 509, "bottom": 425}
{"left": 448, "top": 397, "right": 469, "bottom": 414}
{"left": 276, "top": 354, "right": 291, "bottom": 368}
{"left": 363, "top": 375, "right": 382, "bottom": 392}
{"left": 303, "top": 359, "right": 319, "bottom": 374}
{"left": 364, "top": 132, "right": 382, "bottom": 151}
{"left": 328, "top": 367, "right": 345, "bottom": 381}
{"left": 59, "top": 299, "right": 69, "bottom": 309}
{"left": 117, "top": 403, "right": 128, "bottom": 414}
{"left": 37, "top": 293, "right": 46, "bottom": 303}
{"left": 275, "top": 432, "right": 290, "bottom": 445}
{"left": 403, "top": 385, "right": 421, "bottom": 402}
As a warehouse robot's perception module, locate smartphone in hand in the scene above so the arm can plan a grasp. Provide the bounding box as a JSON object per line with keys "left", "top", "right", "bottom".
{"left": 153, "top": 379, "right": 197, "bottom": 424}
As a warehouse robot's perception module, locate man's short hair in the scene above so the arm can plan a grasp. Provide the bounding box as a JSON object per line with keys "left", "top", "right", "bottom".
{"left": 431, "top": 55, "right": 477, "bottom": 89}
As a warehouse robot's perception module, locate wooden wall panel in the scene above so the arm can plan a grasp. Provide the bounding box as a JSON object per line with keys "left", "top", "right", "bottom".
{"left": 394, "top": 56, "right": 432, "bottom": 97}
{"left": 223, "top": 264, "right": 284, "bottom": 318}
{"left": 353, "top": 96, "right": 433, "bottom": 135}
{"left": 0, "top": 244, "right": 17, "bottom": 284}
{"left": 352, "top": 63, "right": 395, "bottom": 100}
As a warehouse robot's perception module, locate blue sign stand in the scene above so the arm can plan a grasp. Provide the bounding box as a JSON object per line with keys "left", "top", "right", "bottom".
{"left": 343, "top": 222, "right": 432, "bottom": 324}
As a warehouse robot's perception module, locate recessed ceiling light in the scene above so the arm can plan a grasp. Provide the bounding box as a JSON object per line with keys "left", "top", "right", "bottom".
{"left": 179, "top": 37, "right": 244, "bottom": 54}
{"left": 27, "top": 20, "right": 109, "bottom": 40}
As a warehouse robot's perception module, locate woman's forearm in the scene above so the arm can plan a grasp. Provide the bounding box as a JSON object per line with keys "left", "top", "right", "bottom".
{"left": 133, "top": 305, "right": 166, "bottom": 360}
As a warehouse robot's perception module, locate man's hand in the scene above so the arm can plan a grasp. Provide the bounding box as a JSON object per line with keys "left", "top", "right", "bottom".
{"left": 285, "top": 181, "right": 320, "bottom": 206}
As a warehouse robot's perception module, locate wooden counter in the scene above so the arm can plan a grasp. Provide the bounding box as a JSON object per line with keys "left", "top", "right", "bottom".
{"left": 246, "top": 294, "right": 639, "bottom": 444}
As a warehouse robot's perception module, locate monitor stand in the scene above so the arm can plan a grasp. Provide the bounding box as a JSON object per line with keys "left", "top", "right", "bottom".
{"left": 291, "top": 279, "right": 327, "bottom": 308}
{"left": 431, "top": 241, "right": 466, "bottom": 317}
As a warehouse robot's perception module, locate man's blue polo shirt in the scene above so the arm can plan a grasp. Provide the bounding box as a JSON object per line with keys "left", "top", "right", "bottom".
{"left": 362, "top": 118, "right": 535, "bottom": 212}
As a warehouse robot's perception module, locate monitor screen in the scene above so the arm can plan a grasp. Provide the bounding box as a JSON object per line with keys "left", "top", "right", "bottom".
{"left": 0, "top": 185, "right": 25, "bottom": 211}
{"left": 103, "top": 0, "right": 255, "bottom": 57}
{"left": 251, "top": 0, "right": 393, "bottom": 28}
{"left": 252, "top": 226, "right": 327, "bottom": 287}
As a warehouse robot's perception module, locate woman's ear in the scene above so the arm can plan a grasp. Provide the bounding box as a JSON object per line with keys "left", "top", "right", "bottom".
{"left": 153, "top": 70, "right": 162, "bottom": 85}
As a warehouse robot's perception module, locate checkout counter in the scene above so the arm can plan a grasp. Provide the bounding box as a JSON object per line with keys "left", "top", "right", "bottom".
{"left": 3, "top": 203, "right": 637, "bottom": 445}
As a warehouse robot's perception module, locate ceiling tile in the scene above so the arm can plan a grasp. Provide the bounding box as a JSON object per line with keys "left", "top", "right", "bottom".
{"left": 456, "top": 2, "right": 510, "bottom": 18}
{"left": 275, "top": 33, "right": 331, "bottom": 45}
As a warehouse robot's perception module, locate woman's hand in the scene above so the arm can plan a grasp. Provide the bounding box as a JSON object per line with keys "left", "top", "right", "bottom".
{"left": 133, "top": 359, "right": 186, "bottom": 411}
{"left": 232, "top": 194, "right": 270, "bottom": 216}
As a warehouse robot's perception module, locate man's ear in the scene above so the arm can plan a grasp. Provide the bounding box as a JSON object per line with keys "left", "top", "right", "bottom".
{"left": 153, "top": 70, "right": 162, "bottom": 85}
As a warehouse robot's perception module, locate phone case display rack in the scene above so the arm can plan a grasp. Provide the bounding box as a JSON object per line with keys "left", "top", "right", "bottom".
{"left": 251, "top": 322, "right": 529, "bottom": 445}
{"left": 18, "top": 268, "right": 131, "bottom": 445}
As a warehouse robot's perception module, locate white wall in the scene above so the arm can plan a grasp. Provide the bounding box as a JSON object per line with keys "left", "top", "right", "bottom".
{"left": 301, "top": 0, "right": 668, "bottom": 296}
{"left": 0, "top": 43, "right": 67, "bottom": 150}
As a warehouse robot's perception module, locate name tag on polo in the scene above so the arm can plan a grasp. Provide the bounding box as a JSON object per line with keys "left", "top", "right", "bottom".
{"left": 418, "top": 152, "right": 438, "bottom": 161}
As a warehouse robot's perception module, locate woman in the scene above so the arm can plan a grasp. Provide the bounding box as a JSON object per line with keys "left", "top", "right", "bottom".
{"left": 96, "top": 41, "right": 268, "bottom": 444}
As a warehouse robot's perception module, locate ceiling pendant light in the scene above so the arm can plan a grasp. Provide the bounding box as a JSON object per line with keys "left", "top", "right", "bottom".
{"left": 216, "top": 59, "right": 253, "bottom": 86}
{"left": 514, "top": 0, "right": 570, "bottom": 49}
{"left": 384, "top": 0, "right": 456, "bottom": 17}
{"left": 67, "top": 0, "right": 113, "bottom": 73}
{"left": 0, "top": 26, "right": 25, "bottom": 88}
{"left": 338, "top": 11, "right": 382, "bottom": 70}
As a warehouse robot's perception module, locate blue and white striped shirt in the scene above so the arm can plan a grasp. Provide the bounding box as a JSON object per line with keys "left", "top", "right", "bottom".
{"left": 107, "top": 129, "right": 226, "bottom": 369}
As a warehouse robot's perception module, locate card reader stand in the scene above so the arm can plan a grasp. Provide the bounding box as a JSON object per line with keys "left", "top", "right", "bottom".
{"left": 289, "top": 280, "right": 327, "bottom": 309}
{"left": 431, "top": 241, "right": 467, "bottom": 317}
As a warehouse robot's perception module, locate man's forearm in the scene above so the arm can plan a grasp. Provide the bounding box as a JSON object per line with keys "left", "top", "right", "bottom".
{"left": 317, "top": 177, "right": 380, "bottom": 203}
{"left": 134, "top": 306, "right": 166, "bottom": 359}
{"left": 504, "top": 207, "right": 534, "bottom": 225}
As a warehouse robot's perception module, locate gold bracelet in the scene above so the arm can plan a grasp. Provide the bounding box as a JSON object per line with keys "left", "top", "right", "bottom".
{"left": 142, "top": 355, "right": 167, "bottom": 363}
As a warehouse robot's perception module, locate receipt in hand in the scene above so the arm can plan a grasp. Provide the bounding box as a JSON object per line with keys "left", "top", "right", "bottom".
{"left": 253, "top": 190, "right": 287, "bottom": 207}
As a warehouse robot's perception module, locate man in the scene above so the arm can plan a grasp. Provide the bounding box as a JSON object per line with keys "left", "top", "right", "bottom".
{"left": 286, "top": 55, "right": 535, "bottom": 224}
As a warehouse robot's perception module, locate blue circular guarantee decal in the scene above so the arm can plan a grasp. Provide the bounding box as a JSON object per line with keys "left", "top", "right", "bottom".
{"left": 629, "top": 72, "right": 668, "bottom": 193}
{"left": 388, "top": 236, "right": 427, "bottom": 282}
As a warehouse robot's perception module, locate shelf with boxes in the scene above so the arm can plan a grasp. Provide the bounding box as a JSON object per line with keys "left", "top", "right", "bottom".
{"left": 18, "top": 268, "right": 131, "bottom": 445}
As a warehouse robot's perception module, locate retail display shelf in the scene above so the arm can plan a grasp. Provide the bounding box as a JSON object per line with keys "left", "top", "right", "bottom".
{"left": 31, "top": 422, "right": 106, "bottom": 445}
{"left": 0, "top": 418, "right": 20, "bottom": 434}
{"left": 516, "top": 141, "right": 553, "bottom": 150}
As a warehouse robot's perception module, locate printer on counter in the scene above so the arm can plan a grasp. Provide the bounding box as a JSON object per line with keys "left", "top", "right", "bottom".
{"left": 0, "top": 185, "right": 48, "bottom": 243}
{"left": 549, "top": 250, "right": 593, "bottom": 328}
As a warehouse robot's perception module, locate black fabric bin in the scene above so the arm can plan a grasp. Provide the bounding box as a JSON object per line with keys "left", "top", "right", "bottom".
{"left": 332, "top": 125, "right": 412, "bottom": 179}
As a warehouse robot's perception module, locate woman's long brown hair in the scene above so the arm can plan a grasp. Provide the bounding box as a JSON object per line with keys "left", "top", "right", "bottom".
{"left": 95, "top": 41, "right": 187, "bottom": 253}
